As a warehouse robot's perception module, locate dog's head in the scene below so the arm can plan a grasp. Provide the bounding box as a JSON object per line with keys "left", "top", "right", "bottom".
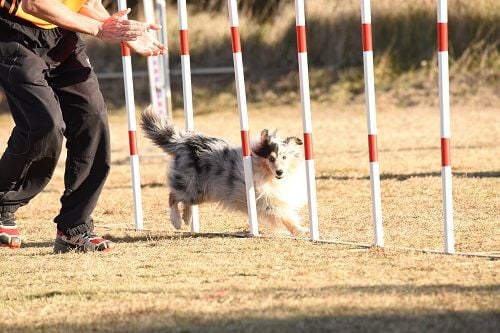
{"left": 252, "top": 129, "right": 303, "bottom": 179}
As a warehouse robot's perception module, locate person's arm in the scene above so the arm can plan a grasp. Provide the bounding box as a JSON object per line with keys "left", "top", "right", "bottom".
{"left": 78, "top": 0, "right": 111, "bottom": 22}
{"left": 80, "top": 0, "right": 167, "bottom": 56}
{"left": 21, "top": 0, "right": 158, "bottom": 44}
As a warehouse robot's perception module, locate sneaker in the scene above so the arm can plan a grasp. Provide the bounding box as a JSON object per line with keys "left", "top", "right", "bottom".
{"left": 0, "top": 212, "right": 21, "bottom": 249}
{"left": 54, "top": 230, "right": 114, "bottom": 253}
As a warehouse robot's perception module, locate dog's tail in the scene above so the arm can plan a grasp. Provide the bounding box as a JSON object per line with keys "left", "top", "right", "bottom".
{"left": 140, "top": 106, "right": 180, "bottom": 155}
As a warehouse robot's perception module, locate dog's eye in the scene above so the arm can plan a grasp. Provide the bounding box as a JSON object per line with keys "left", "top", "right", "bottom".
{"left": 282, "top": 155, "right": 287, "bottom": 160}
{"left": 269, "top": 156, "right": 276, "bottom": 163}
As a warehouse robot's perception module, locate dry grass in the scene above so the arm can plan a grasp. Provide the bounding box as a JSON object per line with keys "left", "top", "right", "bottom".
{"left": 0, "top": 99, "right": 498, "bottom": 332}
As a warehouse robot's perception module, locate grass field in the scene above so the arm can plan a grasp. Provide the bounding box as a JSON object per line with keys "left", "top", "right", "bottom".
{"left": 0, "top": 99, "right": 498, "bottom": 332}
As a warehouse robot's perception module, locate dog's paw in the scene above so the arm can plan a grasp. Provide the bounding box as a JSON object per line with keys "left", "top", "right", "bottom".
{"left": 290, "top": 225, "right": 309, "bottom": 236}
{"left": 171, "top": 219, "right": 183, "bottom": 230}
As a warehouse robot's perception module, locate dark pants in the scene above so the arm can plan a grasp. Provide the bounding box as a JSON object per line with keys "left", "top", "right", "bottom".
{"left": 0, "top": 14, "right": 110, "bottom": 236}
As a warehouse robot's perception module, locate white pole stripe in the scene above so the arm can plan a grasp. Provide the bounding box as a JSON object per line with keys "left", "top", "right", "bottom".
{"left": 437, "top": 0, "right": 448, "bottom": 23}
{"left": 360, "top": 0, "right": 372, "bottom": 24}
{"left": 233, "top": 53, "right": 249, "bottom": 130}
{"left": 178, "top": 0, "right": 188, "bottom": 29}
{"left": 295, "top": 0, "right": 306, "bottom": 25}
{"left": 298, "top": 54, "right": 312, "bottom": 133}
{"left": 180, "top": 55, "right": 194, "bottom": 131}
{"left": 442, "top": 166, "right": 454, "bottom": 253}
{"left": 228, "top": 0, "right": 239, "bottom": 26}
{"left": 305, "top": 160, "right": 319, "bottom": 240}
{"left": 438, "top": 52, "right": 451, "bottom": 138}
{"left": 370, "top": 162, "right": 383, "bottom": 245}
{"left": 363, "top": 51, "right": 377, "bottom": 135}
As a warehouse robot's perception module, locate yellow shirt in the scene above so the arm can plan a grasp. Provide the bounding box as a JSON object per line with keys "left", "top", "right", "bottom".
{"left": 0, "top": 0, "right": 87, "bottom": 29}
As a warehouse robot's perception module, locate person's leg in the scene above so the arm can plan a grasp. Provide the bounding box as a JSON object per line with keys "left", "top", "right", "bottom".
{"left": 0, "top": 34, "right": 65, "bottom": 213}
{"left": 0, "top": 29, "right": 66, "bottom": 248}
{"left": 48, "top": 36, "right": 111, "bottom": 236}
{"left": 47, "top": 34, "right": 113, "bottom": 253}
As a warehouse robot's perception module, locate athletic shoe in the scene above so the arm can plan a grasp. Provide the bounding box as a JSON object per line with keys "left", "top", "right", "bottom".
{"left": 54, "top": 230, "right": 114, "bottom": 253}
{"left": 0, "top": 212, "right": 21, "bottom": 249}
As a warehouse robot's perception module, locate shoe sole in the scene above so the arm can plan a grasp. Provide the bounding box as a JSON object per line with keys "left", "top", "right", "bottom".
{"left": 0, "top": 235, "right": 21, "bottom": 249}
{"left": 53, "top": 237, "right": 113, "bottom": 254}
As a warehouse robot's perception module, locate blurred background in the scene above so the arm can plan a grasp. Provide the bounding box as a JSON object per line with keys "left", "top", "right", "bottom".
{"left": 1, "top": 0, "right": 498, "bottom": 112}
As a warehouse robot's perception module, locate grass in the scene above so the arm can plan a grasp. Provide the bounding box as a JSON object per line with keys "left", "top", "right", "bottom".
{"left": 0, "top": 1, "right": 498, "bottom": 331}
{"left": 0, "top": 99, "right": 498, "bottom": 332}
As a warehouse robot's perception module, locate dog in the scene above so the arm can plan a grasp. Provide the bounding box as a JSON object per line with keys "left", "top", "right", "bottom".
{"left": 140, "top": 107, "right": 309, "bottom": 235}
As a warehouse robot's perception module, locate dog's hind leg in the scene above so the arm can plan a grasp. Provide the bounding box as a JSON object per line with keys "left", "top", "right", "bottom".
{"left": 182, "top": 203, "right": 193, "bottom": 226}
{"left": 169, "top": 193, "right": 183, "bottom": 229}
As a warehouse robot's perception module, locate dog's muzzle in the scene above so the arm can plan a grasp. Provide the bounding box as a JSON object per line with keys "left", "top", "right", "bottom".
{"left": 275, "top": 169, "right": 284, "bottom": 179}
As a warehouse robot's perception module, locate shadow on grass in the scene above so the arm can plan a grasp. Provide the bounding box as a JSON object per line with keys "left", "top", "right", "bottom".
{"left": 4, "top": 309, "right": 500, "bottom": 333}
{"left": 317, "top": 170, "right": 500, "bottom": 181}
{"left": 100, "top": 230, "right": 253, "bottom": 244}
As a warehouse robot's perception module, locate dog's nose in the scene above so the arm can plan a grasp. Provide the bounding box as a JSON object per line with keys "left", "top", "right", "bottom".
{"left": 276, "top": 169, "right": 283, "bottom": 177}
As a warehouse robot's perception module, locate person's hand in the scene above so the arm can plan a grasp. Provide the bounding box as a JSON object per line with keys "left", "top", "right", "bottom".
{"left": 96, "top": 9, "right": 162, "bottom": 43}
{"left": 124, "top": 29, "right": 167, "bottom": 56}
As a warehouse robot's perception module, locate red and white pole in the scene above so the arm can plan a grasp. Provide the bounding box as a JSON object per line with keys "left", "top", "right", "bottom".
{"left": 157, "top": 0, "right": 173, "bottom": 117}
{"left": 294, "top": 0, "right": 319, "bottom": 241}
{"left": 177, "top": 0, "right": 199, "bottom": 232}
{"left": 118, "top": 0, "right": 144, "bottom": 230}
{"left": 437, "top": 0, "right": 454, "bottom": 254}
{"left": 360, "top": 0, "right": 384, "bottom": 247}
{"left": 227, "top": 0, "right": 259, "bottom": 236}
{"left": 143, "top": 0, "right": 167, "bottom": 117}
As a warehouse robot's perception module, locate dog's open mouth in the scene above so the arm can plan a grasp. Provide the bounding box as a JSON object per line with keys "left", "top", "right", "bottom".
{"left": 275, "top": 175, "right": 283, "bottom": 179}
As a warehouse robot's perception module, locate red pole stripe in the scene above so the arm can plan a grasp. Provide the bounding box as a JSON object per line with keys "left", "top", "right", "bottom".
{"left": 129, "top": 131, "right": 138, "bottom": 156}
{"left": 441, "top": 138, "right": 451, "bottom": 166}
{"left": 296, "top": 25, "right": 307, "bottom": 53}
{"left": 240, "top": 131, "right": 251, "bottom": 156}
{"left": 437, "top": 23, "right": 448, "bottom": 52}
{"left": 362, "top": 23, "right": 373, "bottom": 52}
{"left": 121, "top": 43, "right": 130, "bottom": 56}
{"left": 368, "top": 134, "right": 378, "bottom": 162}
{"left": 303, "top": 133, "right": 313, "bottom": 160}
{"left": 231, "top": 27, "right": 241, "bottom": 53}
{"left": 180, "top": 30, "right": 189, "bottom": 55}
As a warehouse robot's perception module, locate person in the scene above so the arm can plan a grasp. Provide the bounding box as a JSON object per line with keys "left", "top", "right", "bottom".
{"left": 0, "top": 0, "right": 165, "bottom": 252}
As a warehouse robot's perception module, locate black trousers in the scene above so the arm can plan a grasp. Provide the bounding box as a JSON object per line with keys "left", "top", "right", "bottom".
{"left": 0, "top": 14, "right": 110, "bottom": 236}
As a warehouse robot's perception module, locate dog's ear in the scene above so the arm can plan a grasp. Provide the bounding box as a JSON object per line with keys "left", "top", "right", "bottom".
{"left": 285, "top": 136, "right": 303, "bottom": 146}
{"left": 260, "top": 129, "right": 270, "bottom": 144}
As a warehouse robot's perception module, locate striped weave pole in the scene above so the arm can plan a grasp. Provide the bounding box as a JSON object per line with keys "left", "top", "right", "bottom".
{"left": 143, "top": 0, "right": 167, "bottom": 117}
{"left": 294, "top": 0, "right": 319, "bottom": 241}
{"left": 227, "top": 0, "right": 259, "bottom": 236}
{"left": 178, "top": 0, "right": 200, "bottom": 232}
{"left": 360, "top": 0, "right": 384, "bottom": 247}
{"left": 118, "top": 0, "right": 144, "bottom": 230}
{"left": 437, "top": 0, "right": 454, "bottom": 254}
{"left": 157, "top": 0, "right": 173, "bottom": 117}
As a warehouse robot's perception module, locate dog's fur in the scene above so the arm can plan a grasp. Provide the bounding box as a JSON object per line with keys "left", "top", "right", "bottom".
{"left": 140, "top": 107, "right": 309, "bottom": 235}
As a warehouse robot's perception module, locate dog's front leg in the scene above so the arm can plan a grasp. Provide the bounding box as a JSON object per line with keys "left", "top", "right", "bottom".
{"left": 281, "top": 211, "right": 309, "bottom": 236}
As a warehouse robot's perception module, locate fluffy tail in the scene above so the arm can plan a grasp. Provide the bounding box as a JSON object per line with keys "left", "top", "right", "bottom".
{"left": 140, "top": 106, "right": 180, "bottom": 154}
